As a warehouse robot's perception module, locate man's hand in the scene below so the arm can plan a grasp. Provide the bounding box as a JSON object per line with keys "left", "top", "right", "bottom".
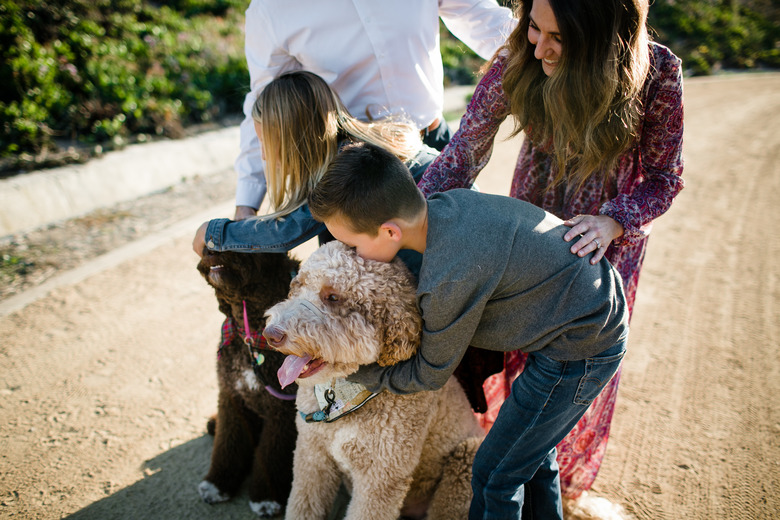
{"left": 234, "top": 205, "right": 258, "bottom": 220}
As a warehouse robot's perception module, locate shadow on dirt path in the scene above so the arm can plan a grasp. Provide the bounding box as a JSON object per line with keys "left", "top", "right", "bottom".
{"left": 64, "top": 436, "right": 224, "bottom": 520}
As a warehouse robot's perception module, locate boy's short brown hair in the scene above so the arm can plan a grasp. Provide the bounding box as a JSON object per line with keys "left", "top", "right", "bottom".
{"left": 308, "top": 142, "right": 426, "bottom": 235}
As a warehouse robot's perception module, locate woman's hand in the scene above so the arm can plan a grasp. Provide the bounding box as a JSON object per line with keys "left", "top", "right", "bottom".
{"left": 192, "top": 221, "right": 209, "bottom": 257}
{"left": 563, "top": 215, "right": 624, "bottom": 264}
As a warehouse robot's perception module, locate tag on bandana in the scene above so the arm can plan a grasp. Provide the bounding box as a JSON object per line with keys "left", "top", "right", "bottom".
{"left": 308, "top": 379, "right": 378, "bottom": 423}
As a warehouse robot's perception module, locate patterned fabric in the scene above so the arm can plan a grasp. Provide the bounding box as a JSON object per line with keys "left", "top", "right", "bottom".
{"left": 420, "top": 42, "right": 684, "bottom": 498}
{"left": 218, "top": 317, "right": 237, "bottom": 359}
{"left": 218, "top": 316, "right": 267, "bottom": 359}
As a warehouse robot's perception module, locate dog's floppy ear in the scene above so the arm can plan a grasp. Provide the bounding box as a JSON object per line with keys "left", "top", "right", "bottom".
{"left": 376, "top": 316, "right": 421, "bottom": 366}
{"left": 374, "top": 261, "right": 422, "bottom": 367}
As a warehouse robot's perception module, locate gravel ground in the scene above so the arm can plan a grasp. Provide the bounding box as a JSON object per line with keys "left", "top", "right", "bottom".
{"left": 0, "top": 168, "right": 235, "bottom": 302}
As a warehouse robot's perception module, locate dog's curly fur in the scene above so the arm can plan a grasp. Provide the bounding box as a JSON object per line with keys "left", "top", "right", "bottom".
{"left": 263, "top": 241, "right": 484, "bottom": 520}
{"left": 196, "top": 248, "right": 300, "bottom": 517}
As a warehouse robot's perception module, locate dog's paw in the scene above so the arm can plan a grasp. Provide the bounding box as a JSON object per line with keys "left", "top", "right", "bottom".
{"left": 250, "top": 500, "right": 282, "bottom": 517}
{"left": 206, "top": 414, "right": 217, "bottom": 436}
{"left": 197, "top": 480, "right": 230, "bottom": 504}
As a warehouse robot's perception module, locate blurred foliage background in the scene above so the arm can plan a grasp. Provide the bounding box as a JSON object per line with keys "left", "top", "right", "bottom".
{"left": 1, "top": 0, "right": 778, "bottom": 174}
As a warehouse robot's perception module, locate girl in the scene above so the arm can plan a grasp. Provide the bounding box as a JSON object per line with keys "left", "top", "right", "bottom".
{"left": 418, "top": 0, "right": 685, "bottom": 512}
{"left": 193, "top": 70, "right": 436, "bottom": 255}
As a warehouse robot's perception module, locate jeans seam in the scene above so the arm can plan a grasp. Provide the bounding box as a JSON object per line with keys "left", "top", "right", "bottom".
{"left": 574, "top": 359, "right": 595, "bottom": 405}
{"left": 530, "top": 360, "right": 566, "bottom": 427}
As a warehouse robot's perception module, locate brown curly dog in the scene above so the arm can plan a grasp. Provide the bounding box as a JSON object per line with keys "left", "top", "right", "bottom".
{"left": 263, "top": 241, "right": 484, "bottom": 520}
{"left": 196, "top": 248, "right": 300, "bottom": 517}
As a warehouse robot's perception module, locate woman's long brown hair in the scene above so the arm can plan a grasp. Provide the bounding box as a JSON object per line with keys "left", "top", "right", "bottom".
{"left": 501, "top": 0, "right": 651, "bottom": 189}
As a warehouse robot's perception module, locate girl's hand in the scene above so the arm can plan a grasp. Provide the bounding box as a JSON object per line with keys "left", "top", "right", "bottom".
{"left": 192, "top": 221, "right": 209, "bottom": 257}
{"left": 563, "top": 215, "right": 624, "bottom": 264}
{"left": 194, "top": 207, "right": 255, "bottom": 257}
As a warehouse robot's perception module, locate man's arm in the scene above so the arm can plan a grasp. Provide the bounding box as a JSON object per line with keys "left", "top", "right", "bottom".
{"left": 439, "top": 0, "right": 517, "bottom": 60}
{"left": 234, "top": 1, "right": 297, "bottom": 213}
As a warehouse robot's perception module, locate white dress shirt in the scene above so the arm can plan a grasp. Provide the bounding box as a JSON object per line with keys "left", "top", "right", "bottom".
{"left": 234, "top": 0, "right": 516, "bottom": 209}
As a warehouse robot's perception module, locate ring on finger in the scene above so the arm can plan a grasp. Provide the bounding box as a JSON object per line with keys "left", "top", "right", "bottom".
{"left": 594, "top": 239, "right": 601, "bottom": 249}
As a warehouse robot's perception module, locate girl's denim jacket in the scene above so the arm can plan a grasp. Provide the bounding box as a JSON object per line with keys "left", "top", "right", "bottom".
{"left": 203, "top": 145, "right": 438, "bottom": 253}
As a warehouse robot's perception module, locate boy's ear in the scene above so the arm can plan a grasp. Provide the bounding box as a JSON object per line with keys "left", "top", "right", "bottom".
{"left": 379, "top": 221, "right": 403, "bottom": 243}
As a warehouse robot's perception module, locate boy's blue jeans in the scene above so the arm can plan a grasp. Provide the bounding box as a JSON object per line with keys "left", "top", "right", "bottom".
{"left": 469, "top": 339, "right": 627, "bottom": 520}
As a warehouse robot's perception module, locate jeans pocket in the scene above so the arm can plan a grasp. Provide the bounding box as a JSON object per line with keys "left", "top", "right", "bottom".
{"left": 573, "top": 349, "right": 625, "bottom": 406}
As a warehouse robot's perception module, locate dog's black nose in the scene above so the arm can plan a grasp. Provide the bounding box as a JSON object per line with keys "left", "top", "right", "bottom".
{"left": 262, "top": 325, "right": 287, "bottom": 348}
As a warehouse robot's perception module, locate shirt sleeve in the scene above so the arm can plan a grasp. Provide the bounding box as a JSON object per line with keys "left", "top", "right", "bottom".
{"left": 438, "top": 0, "right": 517, "bottom": 60}
{"left": 418, "top": 55, "right": 511, "bottom": 197}
{"left": 203, "top": 204, "right": 326, "bottom": 253}
{"left": 349, "top": 279, "right": 484, "bottom": 395}
{"left": 234, "top": 2, "right": 298, "bottom": 209}
{"left": 600, "top": 46, "right": 686, "bottom": 245}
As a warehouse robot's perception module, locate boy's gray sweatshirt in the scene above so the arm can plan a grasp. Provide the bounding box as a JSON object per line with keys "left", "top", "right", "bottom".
{"left": 351, "top": 189, "right": 629, "bottom": 395}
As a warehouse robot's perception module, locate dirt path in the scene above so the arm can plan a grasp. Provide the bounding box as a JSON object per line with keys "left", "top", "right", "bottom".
{"left": 1, "top": 72, "right": 778, "bottom": 520}
{"left": 593, "top": 72, "right": 780, "bottom": 519}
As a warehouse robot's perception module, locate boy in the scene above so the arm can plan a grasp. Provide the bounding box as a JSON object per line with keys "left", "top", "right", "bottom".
{"left": 308, "top": 142, "right": 628, "bottom": 520}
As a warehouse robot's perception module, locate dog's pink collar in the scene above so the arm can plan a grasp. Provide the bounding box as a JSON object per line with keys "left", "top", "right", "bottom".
{"left": 242, "top": 300, "right": 268, "bottom": 351}
{"left": 217, "top": 301, "right": 296, "bottom": 401}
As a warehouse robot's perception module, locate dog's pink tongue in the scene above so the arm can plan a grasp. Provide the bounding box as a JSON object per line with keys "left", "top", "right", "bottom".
{"left": 278, "top": 354, "right": 312, "bottom": 389}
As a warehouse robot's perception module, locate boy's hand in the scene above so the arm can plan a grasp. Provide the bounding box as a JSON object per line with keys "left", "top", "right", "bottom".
{"left": 192, "top": 221, "right": 209, "bottom": 257}
{"left": 563, "top": 215, "right": 624, "bottom": 264}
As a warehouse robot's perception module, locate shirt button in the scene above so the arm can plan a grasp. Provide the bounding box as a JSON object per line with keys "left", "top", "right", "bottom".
{"left": 207, "top": 240, "right": 215, "bottom": 249}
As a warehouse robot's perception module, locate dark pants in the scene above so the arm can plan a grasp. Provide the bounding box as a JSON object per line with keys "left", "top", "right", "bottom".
{"left": 469, "top": 340, "right": 627, "bottom": 519}
{"left": 422, "top": 118, "right": 452, "bottom": 152}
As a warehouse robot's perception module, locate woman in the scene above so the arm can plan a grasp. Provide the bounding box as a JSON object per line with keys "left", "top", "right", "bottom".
{"left": 418, "top": 0, "right": 684, "bottom": 505}
{"left": 193, "top": 70, "right": 436, "bottom": 255}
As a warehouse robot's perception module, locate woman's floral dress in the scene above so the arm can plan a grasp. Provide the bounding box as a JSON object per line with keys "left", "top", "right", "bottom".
{"left": 418, "top": 42, "right": 685, "bottom": 498}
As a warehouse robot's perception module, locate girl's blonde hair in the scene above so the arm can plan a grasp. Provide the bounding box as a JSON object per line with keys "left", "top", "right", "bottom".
{"left": 252, "top": 71, "right": 421, "bottom": 219}
{"left": 501, "top": 0, "right": 651, "bottom": 190}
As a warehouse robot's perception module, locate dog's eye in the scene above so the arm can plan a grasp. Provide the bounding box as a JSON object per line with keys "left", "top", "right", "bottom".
{"left": 320, "top": 285, "right": 341, "bottom": 304}
{"left": 320, "top": 288, "right": 340, "bottom": 303}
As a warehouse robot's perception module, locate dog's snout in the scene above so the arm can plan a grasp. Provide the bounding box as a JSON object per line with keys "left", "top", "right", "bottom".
{"left": 263, "top": 325, "right": 287, "bottom": 348}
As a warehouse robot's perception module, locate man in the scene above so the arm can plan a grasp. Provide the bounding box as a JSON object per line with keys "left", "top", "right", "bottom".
{"left": 232, "top": 0, "right": 515, "bottom": 220}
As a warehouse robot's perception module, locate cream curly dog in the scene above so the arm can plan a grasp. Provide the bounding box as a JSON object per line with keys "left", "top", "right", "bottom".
{"left": 262, "top": 241, "right": 484, "bottom": 520}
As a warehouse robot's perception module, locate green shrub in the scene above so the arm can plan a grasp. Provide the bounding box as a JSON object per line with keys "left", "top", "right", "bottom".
{"left": 440, "top": 22, "right": 484, "bottom": 86}
{"left": 649, "top": 0, "right": 780, "bottom": 76}
{"left": 1, "top": 0, "right": 778, "bottom": 172}
{"left": 0, "top": 0, "right": 249, "bottom": 168}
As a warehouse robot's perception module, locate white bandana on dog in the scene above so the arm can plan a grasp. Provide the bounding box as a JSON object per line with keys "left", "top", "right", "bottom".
{"left": 301, "top": 379, "right": 379, "bottom": 423}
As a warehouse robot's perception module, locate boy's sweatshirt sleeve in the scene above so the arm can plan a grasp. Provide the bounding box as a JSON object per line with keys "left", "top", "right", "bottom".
{"left": 348, "top": 335, "right": 468, "bottom": 394}
{"left": 349, "top": 279, "right": 483, "bottom": 394}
